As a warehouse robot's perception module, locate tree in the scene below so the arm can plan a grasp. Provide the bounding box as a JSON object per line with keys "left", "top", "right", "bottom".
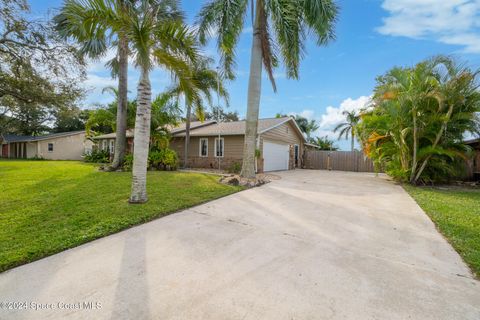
{"left": 167, "top": 57, "right": 229, "bottom": 168}
{"left": 309, "top": 136, "right": 338, "bottom": 150}
{"left": 55, "top": 0, "right": 135, "bottom": 169}
{"left": 0, "top": 0, "right": 85, "bottom": 135}
{"left": 198, "top": 0, "right": 339, "bottom": 178}
{"left": 52, "top": 106, "right": 89, "bottom": 133}
{"left": 275, "top": 114, "right": 319, "bottom": 140}
{"left": 127, "top": 1, "right": 198, "bottom": 203}
{"left": 334, "top": 110, "right": 360, "bottom": 151}
{"left": 357, "top": 56, "right": 480, "bottom": 184}
{"left": 204, "top": 106, "right": 239, "bottom": 122}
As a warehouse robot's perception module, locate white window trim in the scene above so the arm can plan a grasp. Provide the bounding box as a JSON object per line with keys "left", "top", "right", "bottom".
{"left": 199, "top": 138, "right": 208, "bottom": 157}
{"left": 102, "top": 140, "right": 108, "bottom": 151}
{"left": 109, "top": 140, "right": 115, "bottom": 153}
{"left": 214, "top": 137, "right": 224, "bottom": 158}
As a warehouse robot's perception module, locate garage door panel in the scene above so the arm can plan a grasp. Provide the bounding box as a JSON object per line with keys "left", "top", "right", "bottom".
{"left": 263, "top": 140, "right": 289, "bottom": 172}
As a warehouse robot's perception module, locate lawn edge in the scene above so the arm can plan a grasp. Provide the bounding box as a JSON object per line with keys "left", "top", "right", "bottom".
{"left": 402, "top": 184, "right": 479, "bottom": 280}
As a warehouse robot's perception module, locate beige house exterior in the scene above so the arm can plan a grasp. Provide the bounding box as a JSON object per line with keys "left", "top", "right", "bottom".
{"left": 170, "top": 117, "right": 305, "bottom": 172}
{"left": 0, "top": 131, "right": 92, "bottom": 160}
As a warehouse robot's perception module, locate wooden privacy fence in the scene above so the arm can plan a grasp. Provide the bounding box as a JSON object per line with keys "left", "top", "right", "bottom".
{"left": 303, "top": 150, "right": 378, "bottom": 172}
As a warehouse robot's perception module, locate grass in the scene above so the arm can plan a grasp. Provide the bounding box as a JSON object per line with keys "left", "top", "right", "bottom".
{"left": 0, "top": 160, "right": 242, "bottom": 272}
{"left": 404, "top": 185, "right": 480, "bottom": 278}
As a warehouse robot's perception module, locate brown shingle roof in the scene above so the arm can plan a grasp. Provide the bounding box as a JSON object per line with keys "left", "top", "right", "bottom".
{"left": 172, "top": 117, "right": 294, "bottom": 137}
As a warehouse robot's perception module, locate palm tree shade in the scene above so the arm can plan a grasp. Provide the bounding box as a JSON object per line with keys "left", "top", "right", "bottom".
{"left": 197, "top": 0, "right": 338, "bottom": 178}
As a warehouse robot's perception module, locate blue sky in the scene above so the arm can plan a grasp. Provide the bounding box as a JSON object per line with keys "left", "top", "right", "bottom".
{"left": 32, "top": 0, "right": 480, "bottom": 150}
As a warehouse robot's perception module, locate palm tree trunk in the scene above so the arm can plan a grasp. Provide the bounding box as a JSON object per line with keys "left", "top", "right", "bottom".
{"left": 184, "top": 103, "right": 191, "bottom": 169}
{"left": 351, "top": 131, "right": 354, "bottom": 151}
{"left": 129, "top": 66, "right": 152, "bottom": 203}
{"left": 409, "top": 111, "right": 418, "bottom": 183}
{"left": 240, "top": 2, "right": 262, "bottom": 179}
{"left": 111, "top": 34, "right": 128, "bottom": 169}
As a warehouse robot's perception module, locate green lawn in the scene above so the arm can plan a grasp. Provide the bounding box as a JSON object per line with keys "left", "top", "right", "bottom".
{"left": 0, "top": 160, "right": 242, "bottom": 272}
{"left": 404, "top": 185, "right": 480, "bottom": 278}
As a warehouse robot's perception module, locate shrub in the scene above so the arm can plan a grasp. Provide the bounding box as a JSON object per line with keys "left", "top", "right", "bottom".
{"left": 84, "top": 149, "right": 110, "bottom": 163}
{"left": 148, "top": 148, "right": 178, "bottom": 171}
{"left": 227, "top": 162, "right": 242, "bottom": 174}
{"left": 122, "top": 154, "right": 134, "bottom": 171}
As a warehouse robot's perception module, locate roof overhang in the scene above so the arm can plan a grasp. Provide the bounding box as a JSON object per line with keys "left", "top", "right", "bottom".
{"left": 258, "top": 117, "right": 306, "bottom": 142}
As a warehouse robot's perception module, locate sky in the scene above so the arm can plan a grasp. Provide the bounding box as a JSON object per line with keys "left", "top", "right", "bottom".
{"left": 31, "top": 0, "right": 480, "bottom": 150}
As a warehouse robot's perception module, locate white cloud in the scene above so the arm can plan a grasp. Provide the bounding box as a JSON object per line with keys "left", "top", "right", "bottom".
{"left": 377, "top": 0, "right": 480, "bottom": 53}
{"left": 286, "top": 96, "right": 371, "bottom": 148}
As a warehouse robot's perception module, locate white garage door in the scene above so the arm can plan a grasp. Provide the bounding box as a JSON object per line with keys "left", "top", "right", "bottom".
{"left": 263, "top": 140, "right": 289, "bottom": 172}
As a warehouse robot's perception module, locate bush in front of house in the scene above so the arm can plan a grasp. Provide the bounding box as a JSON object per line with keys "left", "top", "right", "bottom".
{"left": 122, "top": 148, "right": 178, "bottom": 171}
{"left": 84, "top": 149, "right": 110, "bottom": 163}
{"left": 148, "top": 148, "right": 178, "bottom": 171}
{"left": 227, "top": 162, "right": 242, "bottom": 174}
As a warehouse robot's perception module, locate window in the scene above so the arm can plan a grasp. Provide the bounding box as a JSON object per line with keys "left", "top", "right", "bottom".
{"left": 214, "top": 138, "right": 224, "bottom": 158}
{"left": 109, "top": 140, "right": 115, "bottom": 154}
{"left": 199, "top": 138, "right": 208, "bottom": 157}
{"left": 48, "top": 143, "right": 53, "bottom": 152}
{"left": 102, "top": 140, "right": 108, "bottom": 151}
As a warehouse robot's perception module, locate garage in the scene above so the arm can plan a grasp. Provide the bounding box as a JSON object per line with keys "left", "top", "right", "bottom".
{"left": 263, "top": 140, "right": 289, "bottom": 172}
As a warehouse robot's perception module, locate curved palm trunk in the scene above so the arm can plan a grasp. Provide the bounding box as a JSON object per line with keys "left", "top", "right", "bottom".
{"left": 129, "top": 66, "right": 152, "bottom": 203}
{"left": 241, "top": 3, "right": 262, "bottom": 179}
{"left": 413, "top": 102, "right": 454, "bottom": 183}
{"left": 184, "top": 103, "right": 191, "bottom": 169}
{"left": 409, "top": 111, "right": 418, "bottom": 183}
{"left": 111, "top": 35, "right": 128, "bottom": 169}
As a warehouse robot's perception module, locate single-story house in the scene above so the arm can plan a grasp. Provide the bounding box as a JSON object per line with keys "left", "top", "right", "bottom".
{"left": 465, "top": 138, "right": 480, "bottom": 180}
{"left": 0, "top": 131, "right": 92, "bottom": 160}
{"left": 92, "top": 129, "right": 135, "bottom": 155}
{"left": 91, "top": 117, "right": 306, "bottom": 172}
{"left": 170, "top": 116, "right": 305, "bottom": 172}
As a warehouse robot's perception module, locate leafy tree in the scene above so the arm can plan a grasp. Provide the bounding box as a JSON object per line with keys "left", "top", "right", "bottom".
{"left": 309, "top": 136, "right": 338, "bottom": 150}
{"left": 0, "top": 0, "right": 85, "bottom": 135}
{"left": 334, "top": 110, "right": 360, "bottom": 151}
{"left": 204, "top": 106, "right": 239, "bottom": 122}
{"left": 198, "top": 0, "right": 339, "bottom": 178}
{"left": 357, "top": 56, "right": 480, "bottom": 184}
{"left": 52, "top": 106, "right": 90, "bottom": 133}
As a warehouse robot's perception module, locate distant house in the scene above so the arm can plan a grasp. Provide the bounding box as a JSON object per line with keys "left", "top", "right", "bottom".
{"left": 91, "top": 129, "right": 135, "bottom": 155}
{"left": 170, "top": 116, "right": 305, "bottom": 172}
{"left": 0, "top": 131, "right": 92, "bottom": 160}
{"left": 465, "top": 138, "right": 480, "bottom": 180}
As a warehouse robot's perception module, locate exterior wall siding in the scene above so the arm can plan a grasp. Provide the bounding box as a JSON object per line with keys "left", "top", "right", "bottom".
{"left": 259, "top": 121, "right": 304, "bottom": 169}
{"left": 37, "top": 133, "right": 89, "bottom": 160}
{"left": 170, "top": 135, "right": 244, "bottom": 170}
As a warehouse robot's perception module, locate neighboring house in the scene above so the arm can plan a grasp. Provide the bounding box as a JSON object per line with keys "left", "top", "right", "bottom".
{"left": 170, "top": 116, "right": 305, "bottom": 172}
{"left": 0, "top": 131, "right": 92, "bottom": 160}
{"left": 465, "top": 138, "right": 480, "bottom": 180}
{"left": 91, "top": 129, "right": 135, "bottom": 155}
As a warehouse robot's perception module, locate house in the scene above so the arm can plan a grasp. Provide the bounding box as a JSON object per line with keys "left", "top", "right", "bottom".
{"left": 169, "top": 116, "right": 305, "bottom": 172}
{"left": 91, "top": 129, "right": 135, "bottom": 155}
{"left": 0, "top": 131, "right": 92, "bottom": 160}
{"left": 465, "top": 138, "right": 480, "bottom": 180}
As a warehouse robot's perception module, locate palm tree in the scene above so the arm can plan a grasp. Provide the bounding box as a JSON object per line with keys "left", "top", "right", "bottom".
{"left": 197, "top": 0, "right": 339, "bottom": 178}
{"left": 55, "top": 0, "right": 183, "bottom": 170}
{"left": 167, "top": 57, "right": 229, "bottom": 168}
{"left": 309, "top": 136, "right": 338, "bottom": 150}
{"left": 334, "top": 110, "right": 359, "bottom": 151}
{"left": 127, "top": 1, "right": 198, "bottom": 203}
{"left": 55, "top": 0, "right": 132, "bottom": 170}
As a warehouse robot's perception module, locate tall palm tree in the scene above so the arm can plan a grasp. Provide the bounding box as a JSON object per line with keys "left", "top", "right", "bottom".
{"left": 127, "top": 1, "right": 198, "bottom": 203}
{"left": 55, "top": 0, "right": 132, "bottom": 170}
{"left": 55, "top": 0, "right": 183, "bottom": 170}
{"left": 167, "top": 57, "right": 229, "bottom": 168}
{"left": 334, "top": 110, "right": 360, "bottom": 151}
{"left": 197, "top": 0, "right": 338, "bottom": 178}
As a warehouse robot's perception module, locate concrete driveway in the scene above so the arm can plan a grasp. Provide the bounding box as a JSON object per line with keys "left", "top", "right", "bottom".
{"left": 1, "top": 170, "right": 479, "bottom": 319}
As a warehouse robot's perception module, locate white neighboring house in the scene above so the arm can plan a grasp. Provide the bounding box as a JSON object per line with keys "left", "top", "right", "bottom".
{"left": 0, "top": 131, "right": 93, "bottom": 160}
